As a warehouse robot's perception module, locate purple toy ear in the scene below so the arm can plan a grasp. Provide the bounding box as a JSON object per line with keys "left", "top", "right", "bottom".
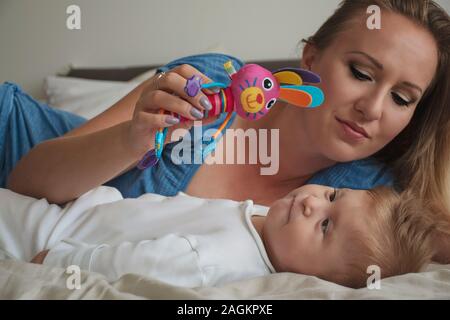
{"left": 273, "top": 68, "right": 321, "bottom": 84}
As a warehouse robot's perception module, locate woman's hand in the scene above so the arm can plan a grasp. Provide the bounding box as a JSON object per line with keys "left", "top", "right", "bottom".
{"left": 126, "top": 64, "right": 219, "bottom": 158}
{"left": 30, "top": 250, "right": 49, "bottom": 264}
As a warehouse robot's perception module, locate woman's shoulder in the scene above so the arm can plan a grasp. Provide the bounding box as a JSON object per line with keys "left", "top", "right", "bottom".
{"left": 307, "top": 157, "right": 395, "bottom": 190}
{"left": 157, "top": 53, "right": 244, "bottom": 84}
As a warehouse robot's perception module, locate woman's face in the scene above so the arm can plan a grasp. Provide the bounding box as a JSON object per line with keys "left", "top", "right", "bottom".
{"left": 298, "top": 10, "right": 438, "bottom": 162}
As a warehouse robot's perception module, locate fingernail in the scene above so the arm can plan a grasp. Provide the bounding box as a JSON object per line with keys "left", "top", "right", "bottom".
{"left": 211, "top": 87, "right": 221, "bottom": 93}
{"left": 165, "top": 116, "right": 180, "bottom": 125}
{"left": 190, "top": 108, "right": 204, "bottom": 119}
{"left": 200, "top": 96, "right": 212, "bottom": 110}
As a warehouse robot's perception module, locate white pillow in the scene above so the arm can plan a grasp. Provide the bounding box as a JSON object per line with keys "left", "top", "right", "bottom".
{"left": 44, "top": 44, "right": 231, "bottom": 119}
{"left": 44, "top": 42, "right": 230, "bottom": 119}
{"left": 130, "top": 69, "right": 157, "bottom": 83}
{"left": 44, "top": 69, "right": 157, "bottom": 119}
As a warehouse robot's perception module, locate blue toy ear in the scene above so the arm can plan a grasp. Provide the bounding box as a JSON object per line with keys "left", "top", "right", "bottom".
{"left": 273, "top": 68, "right": 321, "bottom": 85}
{"left": 279, "top": 85, "right": 325, "bottom": 108}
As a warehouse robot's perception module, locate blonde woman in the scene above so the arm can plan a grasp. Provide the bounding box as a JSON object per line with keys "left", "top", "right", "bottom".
{"left": 4, "top": 1, "right": 450, "bottom": 259}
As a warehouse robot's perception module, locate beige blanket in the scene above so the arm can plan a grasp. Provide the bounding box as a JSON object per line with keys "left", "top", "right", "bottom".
{"left": 1, "top": 260, "right": 449, "bottom": 299}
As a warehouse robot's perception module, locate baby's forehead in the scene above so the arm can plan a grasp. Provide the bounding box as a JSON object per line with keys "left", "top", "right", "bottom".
{"left": 336, "top": 189, "right": 376, "bottom": 226}
{"left": 342, "top": 188, "right": 375, "bottom": 203}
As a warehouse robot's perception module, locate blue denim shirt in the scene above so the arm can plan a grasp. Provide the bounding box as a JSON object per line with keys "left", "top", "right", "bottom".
{"left": 0, "top": 53, "right": 394, "bottom": 198}
{"left": 106, "top": 53, "right": 394, "bottom": 196}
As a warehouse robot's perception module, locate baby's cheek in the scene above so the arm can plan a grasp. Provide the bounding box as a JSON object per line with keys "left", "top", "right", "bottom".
{"left": 268, "top": 198, "right": 289, "bottom": 216}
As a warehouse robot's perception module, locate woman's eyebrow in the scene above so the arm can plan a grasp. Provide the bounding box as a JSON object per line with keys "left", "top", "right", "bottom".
{"left": 347, "top": 51, "right": 423, "bottom": 95}
{"left": 401, "top": 81, "right": 423, "bottom": 95}
{"left": 347, "top": 51, "right": 383, "bottom": 70}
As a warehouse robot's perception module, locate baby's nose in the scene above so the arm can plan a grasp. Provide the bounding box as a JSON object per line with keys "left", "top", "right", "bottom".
{"left": 301, "top": 195, "right": 319, "bottom": 217}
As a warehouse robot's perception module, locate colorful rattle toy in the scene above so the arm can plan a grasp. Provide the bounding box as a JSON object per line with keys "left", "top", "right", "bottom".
{"left": 137, "top": 61, "right": 325, "bottom": 169}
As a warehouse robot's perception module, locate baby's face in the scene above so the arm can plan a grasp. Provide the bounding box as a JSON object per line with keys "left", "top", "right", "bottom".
{"left": 263, "top": 184, "right": 374, "bottom": 280}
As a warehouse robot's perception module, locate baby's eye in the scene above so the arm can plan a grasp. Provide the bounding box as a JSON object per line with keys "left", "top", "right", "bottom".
{"left": 329, "top": 188, "right": 337, "bottom": 202}
{"left": 321, "top": 218, "right": 330, "bottom": 235}
{"left": 350, "top": 64, "right": 372, "bottom": 82}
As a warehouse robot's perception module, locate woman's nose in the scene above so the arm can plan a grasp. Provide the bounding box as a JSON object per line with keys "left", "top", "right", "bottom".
{"left": 354, "top": 92, "right": 384, "bottom": 121}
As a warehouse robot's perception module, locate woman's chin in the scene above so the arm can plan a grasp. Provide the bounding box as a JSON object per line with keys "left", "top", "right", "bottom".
{"left": 324, "top": 142, "right": 371, "bottom": 162}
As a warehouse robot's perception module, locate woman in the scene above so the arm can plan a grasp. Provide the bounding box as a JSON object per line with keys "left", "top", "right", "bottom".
{"left": 4, "top": 0, "right": 450, "bottom": 216}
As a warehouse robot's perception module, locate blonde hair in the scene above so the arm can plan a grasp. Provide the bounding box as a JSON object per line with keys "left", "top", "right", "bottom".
{"left": 335, "top": 187, "right": 448, "bottom": 289}
{"left": 302, "top": 0, "right": 450, "bottom": 211}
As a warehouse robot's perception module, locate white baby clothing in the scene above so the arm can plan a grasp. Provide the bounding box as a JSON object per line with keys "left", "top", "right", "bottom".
{"left": 0, "top": 186, "right": 274, "bottom": 287}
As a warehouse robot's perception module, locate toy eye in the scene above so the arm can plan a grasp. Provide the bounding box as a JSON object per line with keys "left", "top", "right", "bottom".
{"left": 266, "top": 98, "right": 276, "bottom": 109}
{"left": 263, "top": 78, "right": 274, "bottom": 91}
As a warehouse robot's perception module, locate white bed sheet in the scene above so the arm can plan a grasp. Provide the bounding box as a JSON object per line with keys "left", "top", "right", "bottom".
{"left": 1, "top": 259, "right": 449, "bottom": 299}
{"left": 0, "top": 187, "right": 449, "bottom": 299}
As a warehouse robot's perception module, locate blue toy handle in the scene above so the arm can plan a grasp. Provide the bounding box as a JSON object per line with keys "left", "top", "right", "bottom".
{"left": 136, "top": 127, "right": 168, "bottom": 169}
{"left": 201, "top": 82, "right": 227, "bottom": 89}
{"left": 137, "top": 149, "right": 159, "bottom": 170}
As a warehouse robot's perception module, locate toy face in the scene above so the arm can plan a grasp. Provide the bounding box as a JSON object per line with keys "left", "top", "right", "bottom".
{"left": 230, "top": 64, "right": 280, "bottom": 121}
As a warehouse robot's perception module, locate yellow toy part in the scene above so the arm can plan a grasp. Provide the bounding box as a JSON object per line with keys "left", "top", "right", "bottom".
{"left": 273, "top": 71, "right": 303, "bottom": 86}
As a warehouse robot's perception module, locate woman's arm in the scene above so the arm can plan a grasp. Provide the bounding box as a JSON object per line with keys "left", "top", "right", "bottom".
{"left": 7, "top": 65, "right": 215, "bottom": 204}
{"left": 7, "top": 120, "right": 140, "bottom": 204}
{"left": 6, "top": 78, "right": 150, "bottom": 204}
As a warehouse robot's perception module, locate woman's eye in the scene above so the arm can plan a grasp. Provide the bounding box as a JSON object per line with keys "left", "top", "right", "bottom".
{"left": 391, "top": 92, "right": 412, "bottom": 107}
{"left": 321, "top": 218, "right": 330, "bottom": 234}
{"left": 350, "top": 64, "right": 372, "bottom": 81}
{"left": 329, "top": 188, "right": 337, "bottom": 202}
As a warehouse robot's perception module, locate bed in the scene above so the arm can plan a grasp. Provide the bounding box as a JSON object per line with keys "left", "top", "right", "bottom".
{"left": 1, "top": 258, "right": 449, "bottom": 299}
{"left": 2, "top": 58, "right": 450, "bottom": 299}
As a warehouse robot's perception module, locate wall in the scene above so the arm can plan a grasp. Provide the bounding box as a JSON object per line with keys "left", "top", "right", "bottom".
{"left": 0, "top": 0, "right": 449, "bottom": 99}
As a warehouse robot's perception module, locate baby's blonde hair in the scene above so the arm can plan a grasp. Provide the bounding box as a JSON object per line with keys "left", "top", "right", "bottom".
{"left": 334, "top": 187, "right": 447, "bottom": 288}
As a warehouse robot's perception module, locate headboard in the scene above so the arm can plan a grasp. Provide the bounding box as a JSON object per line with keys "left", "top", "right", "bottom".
{"left": 64, "top": 59, "right": 300, "bottom": 81}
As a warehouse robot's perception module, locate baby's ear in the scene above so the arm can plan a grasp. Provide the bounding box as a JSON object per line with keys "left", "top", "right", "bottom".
{"left": 432, "top": 230, "right": 450, "bottom": 264}
{"left": 272, "top": 68, "right": 321, "bottom": 86}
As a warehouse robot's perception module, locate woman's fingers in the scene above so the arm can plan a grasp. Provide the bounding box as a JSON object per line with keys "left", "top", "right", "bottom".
{"left": 133, "top": 64, "right": 224, "bottom": 139}
{"left": 135, "top": 111, "right": 181, "bottom": 130}
{"left": 172, "top": 64, "right": 219, "bottom": 95}
{"left": 139, "top": 90, "right": 205, "bottom": 121}
{"left": 138, "top": 64, "right": 222, "bottom": 121}
{"left": 157, "top": 70, "right": 213, "bottom": 114}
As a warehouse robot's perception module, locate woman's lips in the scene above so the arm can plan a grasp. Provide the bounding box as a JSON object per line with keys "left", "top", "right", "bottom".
{"left": 336, "top": 117, "right": 370, "bottom": 141}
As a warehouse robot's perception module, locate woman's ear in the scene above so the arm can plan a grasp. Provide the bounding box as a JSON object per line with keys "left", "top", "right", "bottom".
{"left": 301, "top": 42, "right": 319, "bottom": 71}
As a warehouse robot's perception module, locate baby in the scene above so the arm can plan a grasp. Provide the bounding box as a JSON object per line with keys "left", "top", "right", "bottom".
{"left": 0, "top": 184, "right": 438, "bottom": 289}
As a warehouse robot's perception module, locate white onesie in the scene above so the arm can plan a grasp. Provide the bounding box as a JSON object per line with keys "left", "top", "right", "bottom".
{"left": 0, "top": 186, "right": 274, "bottom": 287}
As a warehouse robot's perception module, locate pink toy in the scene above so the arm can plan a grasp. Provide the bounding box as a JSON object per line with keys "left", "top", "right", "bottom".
{"left": 137, "top": 61, "right": 325, "bottom": 169}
